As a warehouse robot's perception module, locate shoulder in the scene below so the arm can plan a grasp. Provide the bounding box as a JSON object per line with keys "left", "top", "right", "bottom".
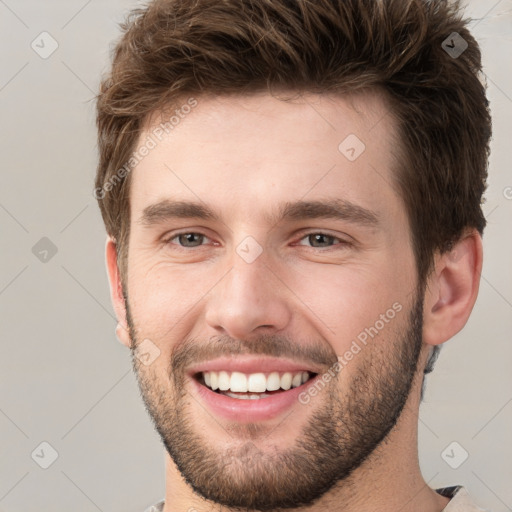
{"left": 143, "top": 500, "right": 165, "bottom": 512}
{"left": 436, "top": 485, "right": 490, "bottom": 512}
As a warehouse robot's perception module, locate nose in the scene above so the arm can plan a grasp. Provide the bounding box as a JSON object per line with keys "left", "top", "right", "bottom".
{"left": 205, "top": 254, "right": 292, "bottom": 340}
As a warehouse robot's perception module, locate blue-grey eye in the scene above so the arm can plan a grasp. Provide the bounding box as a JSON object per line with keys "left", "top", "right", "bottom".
{"left": 177, "top": 233, "right": 205, "bottom": 247}
{"left": 306, "top": 233, "right": 336, "bottom": 247}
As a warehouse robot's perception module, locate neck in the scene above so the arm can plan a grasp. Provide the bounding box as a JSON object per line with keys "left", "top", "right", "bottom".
{"left": 162, "top": 365, "right": 450, "bottom": 512}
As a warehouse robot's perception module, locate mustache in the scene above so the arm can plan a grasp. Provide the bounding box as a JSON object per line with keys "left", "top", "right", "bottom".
{"left": 170, "top": 334, "right": 339, "bottom": 376}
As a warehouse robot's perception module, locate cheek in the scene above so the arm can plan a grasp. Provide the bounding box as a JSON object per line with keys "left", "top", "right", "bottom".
{"left": 126, "top": 259, "right": 220, "bottom": 340}
{"left": 283, "top": 259, "right": 412, "bottom": 355}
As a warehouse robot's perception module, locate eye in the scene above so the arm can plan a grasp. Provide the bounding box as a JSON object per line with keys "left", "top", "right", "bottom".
{"left": 167, "top": 232, "right": 210, "bottom": 248}
{"left": 297, "top": 233, "right": 348, "bottom": 249}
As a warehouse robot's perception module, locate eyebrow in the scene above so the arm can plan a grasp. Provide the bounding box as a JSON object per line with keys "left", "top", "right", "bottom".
{"left": 138, "top": 198, "right": 379, "bottom": 228}
{"left": 139, "top": 200, "right": 219, "bottom": 225}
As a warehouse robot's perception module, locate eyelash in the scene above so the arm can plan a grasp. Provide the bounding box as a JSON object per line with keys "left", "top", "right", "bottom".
{"left": 295, "top": 233, "right": 351, "bottom": 250}
{"left": 163, "top": 231, "right": 352, "bottom": 251}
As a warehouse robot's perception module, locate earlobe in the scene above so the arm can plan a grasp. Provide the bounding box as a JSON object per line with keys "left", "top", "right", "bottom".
{"left": 115, "top": 322, "right": 131, "bottom": 348}
{"left": 422, "top": 230, "right": 483, "bottom": 347}
{"left": 105, "top": 236, "right": 131, "bottom": 348}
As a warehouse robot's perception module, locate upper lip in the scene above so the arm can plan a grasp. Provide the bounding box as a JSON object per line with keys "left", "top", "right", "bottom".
{"left": 187, "top": 356, "right": 323, "bottom": 377}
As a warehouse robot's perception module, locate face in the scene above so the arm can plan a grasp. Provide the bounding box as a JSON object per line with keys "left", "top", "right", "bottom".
{"left": 121, "top": 91, "right": 423, "bottom": 509}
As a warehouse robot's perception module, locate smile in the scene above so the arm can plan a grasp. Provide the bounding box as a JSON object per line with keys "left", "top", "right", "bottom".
{"left": 187, "top": 356, "right": 324, "bottom": 421}
{"left": 197, "top": 370, "right": 316, "bottom": 399}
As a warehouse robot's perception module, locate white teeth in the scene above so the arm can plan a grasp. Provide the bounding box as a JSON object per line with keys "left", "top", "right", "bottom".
{"left": 280, "top": 372, "right": 292, "bottom": 390}
{"left": 248, "top": 373, "right": 267, "bottom": 393}
{"left": 218, "top": 371, "right": 230, "bottom": 391}
{"left": 210, "top": 371, "right": 219, "bottom": 390}
{"left": 230, "top": 372, "right": 247, "bottom": 392}
{"left": 200, "top": 370, "right": 313, "bottom": 393}
{"left": 291, "top": 373, "right": 302, "bottom": 388}
{"left": 266, "top": 372, "right": 281, "bottom": 391}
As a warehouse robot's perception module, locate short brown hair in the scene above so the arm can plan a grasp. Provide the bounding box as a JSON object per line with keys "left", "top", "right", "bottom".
{"left": 95, "top": 0, "right": 491, "bottom": 309}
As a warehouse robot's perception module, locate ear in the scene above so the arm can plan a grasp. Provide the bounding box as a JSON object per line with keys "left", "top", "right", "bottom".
{"left": 106, "top": 236, "right": 131, "bottom": 348}
{"left": 422, "top": 230, "right": 483, "bottom": 347}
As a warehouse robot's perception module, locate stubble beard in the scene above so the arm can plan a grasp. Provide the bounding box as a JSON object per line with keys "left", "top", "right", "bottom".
{"left": 126, "top": 291, "right": 424, "bottom": 511}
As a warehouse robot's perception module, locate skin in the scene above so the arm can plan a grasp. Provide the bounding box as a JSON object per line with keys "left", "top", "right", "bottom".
{"left": 106, "top": 90, "right": 483, "bottom": 512}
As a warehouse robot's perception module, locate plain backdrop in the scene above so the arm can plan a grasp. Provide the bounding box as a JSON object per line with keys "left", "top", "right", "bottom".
{"left": 0, "top": 1, "right": 511, "bottom": 511}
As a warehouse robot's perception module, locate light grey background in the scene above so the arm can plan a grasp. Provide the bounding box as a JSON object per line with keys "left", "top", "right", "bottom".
{"left": 0, "top": 1, "right": 510, "bottom": 511}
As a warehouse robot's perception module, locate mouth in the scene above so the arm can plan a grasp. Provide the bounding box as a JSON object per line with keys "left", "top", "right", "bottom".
{"left": 193, "top": 370, "right": 317, "bottom": 400}
{"left": 187, "top": 356, "right": 323, "bottom": 422}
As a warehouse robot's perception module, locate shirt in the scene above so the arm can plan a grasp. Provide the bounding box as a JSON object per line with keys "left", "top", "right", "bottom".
{"left": 143, "top": 485, "right": 490, "bottom": 511}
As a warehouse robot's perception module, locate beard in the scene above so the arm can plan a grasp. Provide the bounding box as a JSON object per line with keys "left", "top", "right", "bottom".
{"left": 125, "top": 289, "right": 424, "bottom": 511}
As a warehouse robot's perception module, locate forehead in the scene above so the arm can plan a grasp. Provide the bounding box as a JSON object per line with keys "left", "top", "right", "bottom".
{"left": 130, "top": 90, "right": 402, "bottom": 224}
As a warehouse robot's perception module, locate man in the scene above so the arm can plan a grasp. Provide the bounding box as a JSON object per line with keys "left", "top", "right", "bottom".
{"left": 94, "top": 0, "right": 492, "bottom": 510}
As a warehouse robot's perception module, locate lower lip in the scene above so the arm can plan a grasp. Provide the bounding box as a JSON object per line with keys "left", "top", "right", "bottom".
{"left": 190, "top": 375, "right": 320, "bottom": 423}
